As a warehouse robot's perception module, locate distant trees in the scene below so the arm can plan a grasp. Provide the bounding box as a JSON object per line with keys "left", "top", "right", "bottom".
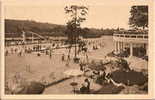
{"left": 5, "top": 19, "right": 116, "bottom": 38}
{"left": 129, "top": 6, "right": 148, "bottom": 30}
{"left": 80, "top": 28, "right": 90, "bottom": 38}
{"left": 64, "top": 5, "right": 88, "bottom": 58}
{"left": 5, "top": 19, "right": 66, "bottom": 37}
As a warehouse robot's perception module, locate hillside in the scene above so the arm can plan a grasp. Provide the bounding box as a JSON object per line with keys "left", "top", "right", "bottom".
{"left": 5, "top": 19, "right": 66, "bottom": 37}
{"left": 5, "top": 19, "right": 114, "bottom": 38}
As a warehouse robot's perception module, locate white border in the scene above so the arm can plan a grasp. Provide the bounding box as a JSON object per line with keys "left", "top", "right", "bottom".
{"left": 1, "top": 0, "right": 155, "bottom": 99}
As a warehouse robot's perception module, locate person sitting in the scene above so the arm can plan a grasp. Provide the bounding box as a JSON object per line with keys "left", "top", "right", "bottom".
{"left": 80, "top": 78, "right": 90, "bottom": 94}
{"left": 100, "top": 70, "right": 106, "bottom": 81}
{"left": 80, "top": 83, "right": 87, "bottom": 94}
{"left": 105, "top": 73, "right": 111, "bottom": 83}
{"left": 85, "top": 78, "right": 90, "bottom": 91}
{"left": 93, "top": 70, "right": 100, "bottom": 75}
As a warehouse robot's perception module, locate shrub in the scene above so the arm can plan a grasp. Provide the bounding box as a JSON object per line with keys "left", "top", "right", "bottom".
{"left": 111, "top": 70, "right": 147, "bottom": 86}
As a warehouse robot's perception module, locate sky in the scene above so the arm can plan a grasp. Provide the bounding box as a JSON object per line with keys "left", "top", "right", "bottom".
{"left": 4, "top": 0, "right": 150, "bottom": 29}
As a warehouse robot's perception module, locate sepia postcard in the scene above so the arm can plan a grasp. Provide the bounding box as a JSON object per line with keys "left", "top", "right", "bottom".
{"left": 0, "top": 0, "right": 155, "bottom": 99}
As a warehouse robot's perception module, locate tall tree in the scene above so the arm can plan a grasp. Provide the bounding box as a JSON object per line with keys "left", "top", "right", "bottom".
{"left": 129, "top": 6, "right": 148, "bottom": 29}
{"left": 64, "top": 5, "right": 88, "bottom": 58}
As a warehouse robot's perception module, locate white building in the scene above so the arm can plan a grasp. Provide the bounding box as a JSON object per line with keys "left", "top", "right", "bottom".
{"left": 113, "top": 30, "right": 148, "bottom": 57}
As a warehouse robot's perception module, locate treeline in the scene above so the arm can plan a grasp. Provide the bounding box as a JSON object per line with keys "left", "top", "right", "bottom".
{"left": 5, "top": 19, "right": 116, "bottom": 38}
{"left": 5, "top": 19, "right": 66, "bottom": 37}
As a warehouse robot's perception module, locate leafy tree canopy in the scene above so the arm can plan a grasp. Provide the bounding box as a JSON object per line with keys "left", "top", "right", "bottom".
{"left": 129, "top": 6, "right": 148, "bottom": 29}
{"left": 64, "top": 5, "right": 88, "bottom": 43}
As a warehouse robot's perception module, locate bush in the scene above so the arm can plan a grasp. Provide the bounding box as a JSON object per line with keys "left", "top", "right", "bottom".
{"left": 111, "top": 70, "right": 147, "bottom": 86}
{"left": 25, "top": 81, "right": 45, "bottom": 94}
{"left": 116, "top": 58, "right": 130, "bottom": 71}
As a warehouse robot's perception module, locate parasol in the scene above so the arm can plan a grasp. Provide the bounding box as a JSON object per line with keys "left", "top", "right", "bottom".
{"left": 64, "top": 69, "right": 83, "bottom": 77}
{"left": 64, "top": 69, "right": 83, "bottom": 93}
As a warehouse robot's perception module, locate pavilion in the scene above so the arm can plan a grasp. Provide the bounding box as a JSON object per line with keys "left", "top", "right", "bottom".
{"left": 113, "top": 30, "right": 148, "bottom": 57}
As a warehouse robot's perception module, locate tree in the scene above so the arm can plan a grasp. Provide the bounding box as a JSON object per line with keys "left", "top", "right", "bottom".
{"left": 129, "top": 6, "right": 148, "bottom": 29}
{"left": 64, "top": 5, "right": 88, "bottom": 58}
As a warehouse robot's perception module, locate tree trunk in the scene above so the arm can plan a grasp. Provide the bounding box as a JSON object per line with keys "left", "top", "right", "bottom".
{"left": 74, "top": 37, "right": 77, "bottom": 58}
{"left": 68, "top": 44, "right": 72, "bottom": 61}
{"left": 74, "top": 8, "right": 77, "bottom": 59}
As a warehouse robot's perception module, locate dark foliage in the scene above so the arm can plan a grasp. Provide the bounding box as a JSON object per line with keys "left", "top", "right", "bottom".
{"left": 17, "top": 81, "right": 45, "bottom": 94}
{"left": 129, "top": 6, "right": 148, "bottom": 29}
{"left": 111, "top": 70, "right": 147, "bottom": 86}
{"left": 93, "top": 83, "right": 124, "bottom": 94}
{"left": 5, "top": 19, "right": 66, "bottom": 37}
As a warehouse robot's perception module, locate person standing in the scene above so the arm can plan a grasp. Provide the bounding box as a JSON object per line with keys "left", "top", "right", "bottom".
{"left": 5, "top": 50, "right": 8, "bottom": 56}
{"left": 49, "top": 49, "right": 52, "bottom": 59}
{"left": 62, "top": 54, "right": 65, "bottom": 61}
{"left": 80, "top": 62, "right": 84, "bottom": 71}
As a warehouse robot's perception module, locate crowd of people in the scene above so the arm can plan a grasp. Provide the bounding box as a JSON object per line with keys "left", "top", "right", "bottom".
{"left": 5, "top": 39, "right": 107, "bottom": 94}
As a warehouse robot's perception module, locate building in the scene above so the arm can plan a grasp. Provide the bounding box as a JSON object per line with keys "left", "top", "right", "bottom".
{"left": 113, "top": 30, "right": 148, "bottom": 57}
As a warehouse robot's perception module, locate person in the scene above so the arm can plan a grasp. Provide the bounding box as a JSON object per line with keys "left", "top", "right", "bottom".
{"left": 80, "top": 78, "right": 90, "bottom": 94}
{"left": 52, "top": 43, "right": 55, "bottom": 47}
{"left": 46, "top": 50, "right": 48, "bottom": 55}
{"left": 80, "top": 63, "right": 84, "bottom": 71}
{"left": 84, "top": 78, "right": 90, "bottom": 93}
{"left": 5, "top": 50, "right": 8, "bottom": 56}
{"left": 49, "top": 48, "right": 52, "bottom": 59}
{"left": 93, "top": 45, "right": 95, "bottom": 50}
{"left": 67, "top": 55, "right": 70, "bottom": 61}
{"left": 100, "top": 70, "right": 106, "bottom": 81}
{"left": 65, "top": 54, "right": 71, "bottom": 66}
{"left": 37, "top": 52, "right": 41, "bottom": 57}
{"left": 18, "top": 50, "right": 22, "bottom": 56}
{"left": 49, "top": 52, "right": 52, "bottom": 59}
{"left": 15, "top": 48, "right": 17, "bottom": 53}
{"left": 93, "top": 70, "right": 100, "bottom": 76}
{"left": 80, "top": 84, "right": 87, "bottom": 93}
{"left": 105, "top": 73, "right": 111, "bottom": 83}
{"left": 62, "top": 54, "right": 65, "bottom": 61}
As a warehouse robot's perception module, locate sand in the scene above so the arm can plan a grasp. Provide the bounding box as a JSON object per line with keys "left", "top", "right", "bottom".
{"left": 5, "top": 36, "right": 148, "bottom": 94}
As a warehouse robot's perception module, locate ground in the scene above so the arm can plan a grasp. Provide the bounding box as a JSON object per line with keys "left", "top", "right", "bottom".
{"left": 5, "top": 36, "right": 148, "bottom": 94}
